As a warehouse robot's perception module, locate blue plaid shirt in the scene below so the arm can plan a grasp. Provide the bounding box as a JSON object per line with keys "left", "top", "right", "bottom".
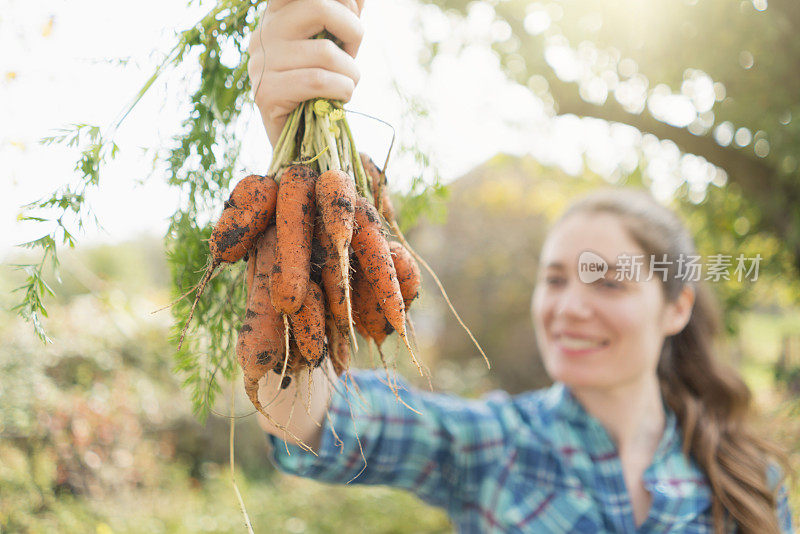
{"left": 268, "top": 369, "right": 793, "bottom": 533}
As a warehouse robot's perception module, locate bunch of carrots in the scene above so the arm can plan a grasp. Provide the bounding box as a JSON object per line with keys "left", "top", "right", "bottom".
{"left": 177, "top": 31, "right": 488, "bottom": 435}
{"left": 177, "top": 96, "right": 451, "bottom": 431}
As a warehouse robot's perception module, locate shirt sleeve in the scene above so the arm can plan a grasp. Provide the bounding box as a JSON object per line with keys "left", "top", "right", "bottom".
{"left": 266, "top": 368, "right": 511, "bottom": 512}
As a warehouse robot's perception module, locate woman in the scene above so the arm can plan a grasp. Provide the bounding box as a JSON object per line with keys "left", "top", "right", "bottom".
{"left": 247, "top": 2, "right": 794, "bottom": 532}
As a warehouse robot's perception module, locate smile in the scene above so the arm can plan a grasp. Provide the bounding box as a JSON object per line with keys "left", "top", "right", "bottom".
{"left": 554, "top": 335, "right": 610, "bottom": 353}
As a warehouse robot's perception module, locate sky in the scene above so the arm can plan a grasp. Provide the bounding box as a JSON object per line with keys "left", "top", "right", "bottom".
{"left": 0, "top": 0, "right": 718, "bottom": 262}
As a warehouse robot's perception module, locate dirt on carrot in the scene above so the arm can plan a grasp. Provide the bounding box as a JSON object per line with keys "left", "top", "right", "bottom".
{"left": 270, "top": 164, "right": 318, "bottom": 315}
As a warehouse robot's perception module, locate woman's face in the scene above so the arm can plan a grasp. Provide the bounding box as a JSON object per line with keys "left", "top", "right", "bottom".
{"left": 532, "top": 212, "right": 688, "bottom": 390}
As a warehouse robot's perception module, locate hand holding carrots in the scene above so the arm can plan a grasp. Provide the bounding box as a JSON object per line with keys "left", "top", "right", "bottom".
{"left": 247, "top": 0, "right": 366, "bottom": 147}
{"left": 177, "top": 1, "right": 490, "bottom": 450}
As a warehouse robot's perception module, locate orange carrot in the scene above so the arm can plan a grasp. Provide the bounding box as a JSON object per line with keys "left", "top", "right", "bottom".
{"left": 390, "top": 241, "right": 421, "bottom": 311}
{"left": 351, "top": 260, "right": 393, "bottom": 346}
{"left": 271, "top": 164, "right": 318, "bottom": 315}
{"left": 237, "top": 226, "right": 284, "bottom": 416}
{"left": 351, "top": 304, "right": 369, "bottom": 340}
{"left": 351, "top": 196, "right": 423, "bottom": 374}
{"left": 255, "top": 226, "right": 278, "bottom": 281}
{"left": 316, "top": 170, "right": 356, "bottom": 244}
{"left": 209, "top": 175, "right": 278, "bottom": 264}
{"left": 288, "top": 280, "right": 325, "bottom": 365}
{"left": 315, "top": 222, "right": 351, "bottom": 338}
{"left": 228, "top": 173, "right": 278, "bottom": 213}
{"left": 315, "top": 169, "right": 358, "bottom": 348}
{"left": 179, "top": 174, "right": 278, "bottom": 350}
{"left": 359, "top": 153, "right": 396, "bottom": 224}
{"left": 351, "top": 197, "right": 403, "bottom": 326}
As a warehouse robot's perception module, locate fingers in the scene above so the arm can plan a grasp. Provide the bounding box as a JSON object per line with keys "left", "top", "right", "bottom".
{"left": 258, "top": 68, "right": 356, "bottom": 113}
{"left": 268, "top": 39, "right": 360, "bottom": 86}
{"left": 268, "top": 0, "right": 364, "bottom": 57}
{"left": 256, "top": 68, "right": 357, "bottom": 146}
{"left": 248, "top": 37, "right": 360, "bottom": 112}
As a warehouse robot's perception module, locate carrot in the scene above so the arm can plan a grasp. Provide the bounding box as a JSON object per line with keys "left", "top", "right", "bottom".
{"left": 351, "top": 199, "right": 403, "bottom": 324}
{"left": 316, "top": 170, "right": 356, "bottom": 243}
{"left": 351, "top": 302, "right": 369, "bottom": 340}
{"left": 255, "top": 226, "right": 278, "bottom": 282}
{"left": 359, "top": 153, "right": 396, "bottom": 224}
{"left": 331, "top": 330, "right": 350, "bottom": 377}
{"left": 270, "top": 164, "right": 317, "bottom": 315}
{"left": 314, "top": 222, "right": 351, "bottom": 339}
{"left": 236, "top": 228, "right": 285, "bottom": 417}
{"left": 288, "top": 280, "right": 326, "bottom": 365}
{"left": 210, "top": 175, "right": 278, "bottom": 263}
{"left": 363, "top": 160, "right": 490, "bottom": 370}
{"left": 389, "top": 241, "right": 421, "bottom": 311}
{"left": 351, "top": 260, "right": 393, "bottom": 346}
{"left": 179, "top": 174, "right": 278, "bottom": 350}
{"left": 315, "top": 169, "right": 358, "bottom": 349}
{"left": 236, "top": 228, "right": 317, "bottom": 452}
{"left": 228, "top": 173, "right": 278, "bottom": 213}
{"left": 209, "top": 208, "right": 259, "bottom": 264}
{"left": 351, "top": 196, "right": 424, "bottom": 375}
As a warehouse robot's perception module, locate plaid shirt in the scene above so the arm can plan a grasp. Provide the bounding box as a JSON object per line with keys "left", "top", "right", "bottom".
{"left": 267, "top": 369, "right": 793, "bottom": 533}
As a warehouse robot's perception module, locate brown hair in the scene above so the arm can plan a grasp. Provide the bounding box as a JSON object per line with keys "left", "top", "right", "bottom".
{"left": 556, "top": 187, "right": 793, "bottom": 533}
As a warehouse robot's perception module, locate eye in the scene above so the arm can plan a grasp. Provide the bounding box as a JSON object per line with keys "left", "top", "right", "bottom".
{"left": 597, "top": 278, "right": 620, "bottom": 289}
{"left": 544, "top": 276, "right": 566, "bottom": 286}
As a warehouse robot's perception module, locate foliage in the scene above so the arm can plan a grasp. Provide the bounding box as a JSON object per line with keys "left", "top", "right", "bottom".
{"left": 417, "top": 0, "right": 800, "bottom": 292}
{"left": 12, "top": 124, "right": 113, "bottom": 343}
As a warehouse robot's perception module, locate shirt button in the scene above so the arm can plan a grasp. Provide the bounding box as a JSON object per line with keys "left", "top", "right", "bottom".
{"left": 654, "top": 482, "right": 669, "bottom": 493}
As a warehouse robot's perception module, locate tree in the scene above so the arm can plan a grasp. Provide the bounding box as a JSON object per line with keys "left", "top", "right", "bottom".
{"left": 419, "top": 0, "right": 800, "bottom": 278}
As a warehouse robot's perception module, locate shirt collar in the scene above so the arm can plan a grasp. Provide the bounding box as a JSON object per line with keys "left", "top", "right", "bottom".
{"left": 547, "top": 381, "right": 679, "bottom": 464}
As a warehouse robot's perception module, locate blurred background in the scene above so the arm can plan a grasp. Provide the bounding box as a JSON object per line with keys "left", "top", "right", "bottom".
{"left": 2, "top": 0, "right": 800, "bottom": 532}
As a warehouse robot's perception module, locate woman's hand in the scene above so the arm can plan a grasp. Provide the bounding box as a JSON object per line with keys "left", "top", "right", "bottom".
{"left": 248, "top": 0, "right": 365, "bottom": 147}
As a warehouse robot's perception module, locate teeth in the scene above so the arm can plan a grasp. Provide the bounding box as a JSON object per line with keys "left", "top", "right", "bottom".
{"left": 558, "top": 336, "right": 605, "bottom": 350}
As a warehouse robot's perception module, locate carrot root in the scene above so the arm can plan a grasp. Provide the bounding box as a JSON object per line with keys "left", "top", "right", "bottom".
{"left": 178, "top": 259, "right": 221, "bottom": 351}
{"left": 402, "top": 332, "right": 424, "bottom": 377}
{"left": 339, "top": 248, "right": 359, "bottom": 354}
{"left": 229, "top": 384, "right": 255, "bottom": 534}
{"left": 377, "top": 345, "right": 421, "bottom": 416}
{"left": 245, "top": 377, "right": 316, "bottom": 454}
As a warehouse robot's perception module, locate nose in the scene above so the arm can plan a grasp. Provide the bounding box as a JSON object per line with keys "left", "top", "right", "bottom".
{"left": 555, "top": 279, "right": 594, "bottom": 320}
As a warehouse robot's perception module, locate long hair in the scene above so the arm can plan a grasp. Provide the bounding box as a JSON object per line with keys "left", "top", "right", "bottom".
{"left": 556, "top": 187, "right": 793, "bottom": 533}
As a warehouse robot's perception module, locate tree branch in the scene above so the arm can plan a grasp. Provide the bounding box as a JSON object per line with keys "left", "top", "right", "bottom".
{"left": 545, "top": 75, "right": 800, "bottom": 274}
